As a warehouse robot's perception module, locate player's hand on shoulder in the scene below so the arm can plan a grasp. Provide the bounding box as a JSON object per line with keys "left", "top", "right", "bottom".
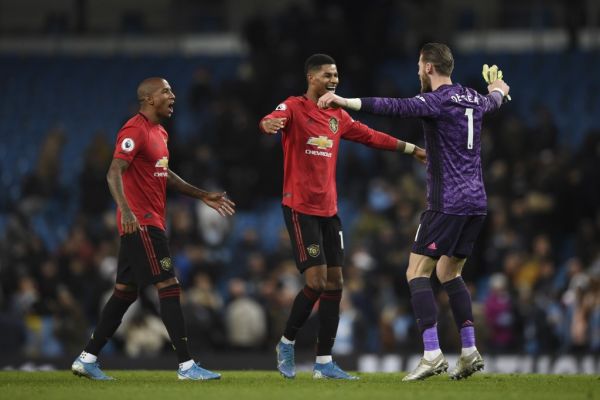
{"left": 261, "top": 118, "right": 287, "bottom": 134}
{"left": 317, "top": 92, "right": 345, "bottom": 109}
{"left": 202, "top": 191, "right": 236, "bottom": 217}
{"left": 413, "top": 146, "right": 427, "bottom": 164}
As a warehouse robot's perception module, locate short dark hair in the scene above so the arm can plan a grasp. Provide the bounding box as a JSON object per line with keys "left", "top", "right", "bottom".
{"left": 420, "top": 43, "right": 454, "bottom": 77}
{"left": 304, "top": 53, "right": 336, "bottom": 75}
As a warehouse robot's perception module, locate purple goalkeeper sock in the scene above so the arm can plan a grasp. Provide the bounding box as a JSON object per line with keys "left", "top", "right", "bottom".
{"left": 460, "top": 326, "right": 476, "bottom": 348}
{"left": 409, "top": 277, "right": 438, "bottom": 333}
{"left": 442, "top": 277, "right": 474, "bottom": 330}
{"left": 423, "top": 325, "right": 440, "bottom": 351}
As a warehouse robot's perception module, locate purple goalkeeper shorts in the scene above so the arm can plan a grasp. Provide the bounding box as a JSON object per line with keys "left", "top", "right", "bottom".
{"left": 412, "top": 210, "right": 486, "bottom": 259}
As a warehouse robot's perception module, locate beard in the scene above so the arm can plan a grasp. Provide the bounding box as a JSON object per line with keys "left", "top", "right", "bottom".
{"left": 420, "top": 74, "right": 432, "bottom": 93}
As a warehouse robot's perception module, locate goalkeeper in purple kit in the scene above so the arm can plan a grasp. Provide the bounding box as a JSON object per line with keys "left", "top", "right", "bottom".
{"left": 318, "top": 43, "right": 510, "bottom": 381}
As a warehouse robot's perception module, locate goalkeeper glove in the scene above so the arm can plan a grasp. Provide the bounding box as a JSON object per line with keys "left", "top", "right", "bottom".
{"left": 482, "top": 64, "right": 511, "bottom": 102}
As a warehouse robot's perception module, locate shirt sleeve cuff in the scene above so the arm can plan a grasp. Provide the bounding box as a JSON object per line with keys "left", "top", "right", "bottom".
{"left": 359, "top": 98, "right": 375, "bottom": 113}
{"left": 492, "top": 88, "right": 505, "bottom": 98}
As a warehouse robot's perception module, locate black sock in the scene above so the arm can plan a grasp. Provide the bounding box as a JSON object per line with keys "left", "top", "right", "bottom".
{"left": 317, "top": 289, "right": 342, "bottom": 356}
{"left": 84, "top": 288, "right": 137, "bottom": 355}
{"left": 408, "top": 277, "right": 438, "bottom": 333}
{"left": 158, "top": 284, "right": 191, "bottom": 363}
{"left": 442, "top": 277, "right": 474, "bottom": 330}
{"left": 283, "top": 285, "right": 321, "bottom": 341}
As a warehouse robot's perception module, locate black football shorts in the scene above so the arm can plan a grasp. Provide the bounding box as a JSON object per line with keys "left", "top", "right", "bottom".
{"left": 282, "top": 205, "right": 345, "bottom": 273}
{"left": 116, "top": 225, "right": 175, "bottom": 287}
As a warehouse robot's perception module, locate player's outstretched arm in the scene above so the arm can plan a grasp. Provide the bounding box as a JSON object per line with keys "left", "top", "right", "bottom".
{"left": 341, "top": 119, "right": 426, "bottom": 164}
{"left": 413, "top": 146, "right": 427, "bottom": 164}
{"left": 167, "top": 169, "right": 236, "bottom": 216}
{"left": 396, "top": 140, "right": 427, "bottom": 164}
{"left": 320, "top": 92, "right": 439, "bottom": 118}
{"left": 260, "top": 117, "right": 287, "bottom": 134}
{"left": 198, "top": 191, "right": 236, "bottom": 216}
{"left": 317, "top": 92, "right": 361, "bottom": 110}
{"left": 107, "top": 158, "right": 140, "bottom": 234}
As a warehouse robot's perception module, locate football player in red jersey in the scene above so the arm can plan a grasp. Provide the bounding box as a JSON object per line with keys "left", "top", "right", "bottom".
{"left": 260, "top": 54, "right": 425, "bottom": 380}
{"left": 72, "top": 77, "right": 235, "bottom": 381}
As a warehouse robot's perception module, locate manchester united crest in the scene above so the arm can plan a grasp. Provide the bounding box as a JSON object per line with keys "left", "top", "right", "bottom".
{"left": 307, "top": 244, "right": 321, "bottom": 258}
{"left": 328, "top": 117, "right": 338, "bottom": 134}
{"left": 159, "top": 257, "right": 172, "bottom": 271}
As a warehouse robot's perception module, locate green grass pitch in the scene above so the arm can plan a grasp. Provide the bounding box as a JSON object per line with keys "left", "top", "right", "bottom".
{"left": 1, "top": 371, "right": 598, "bottom": 400}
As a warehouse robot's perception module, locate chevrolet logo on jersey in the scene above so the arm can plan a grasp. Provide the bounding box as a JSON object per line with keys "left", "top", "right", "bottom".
{"left": 307, "top": 136, "right": 333, "bottom": 150}
{"left": 155, "top": 157, "right": 169, "bottom": 170}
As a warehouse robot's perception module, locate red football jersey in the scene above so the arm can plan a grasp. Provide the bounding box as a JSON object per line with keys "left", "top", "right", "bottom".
{"left": 260, "top": 96, "right": 398, "bottom": 217}
{"left": 112, "top": 113, "right": 169, "bottom": 235}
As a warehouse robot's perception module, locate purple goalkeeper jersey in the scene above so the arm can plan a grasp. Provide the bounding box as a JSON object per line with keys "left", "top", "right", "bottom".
{"left": 361, "top": 84, "right": 503, "bottom": 215}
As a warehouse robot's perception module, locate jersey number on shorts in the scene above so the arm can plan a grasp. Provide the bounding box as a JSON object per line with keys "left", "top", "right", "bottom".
{"left": 339, "top": 231, "right": 344, "bottom": 250}
{"left": 465, "top": 108, "right": 474, "bottom": 149}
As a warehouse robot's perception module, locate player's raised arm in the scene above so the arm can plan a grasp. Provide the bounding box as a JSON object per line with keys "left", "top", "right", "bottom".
{"left": 167, "top": 169, "right": 235, "bottom": 216}
{"left": 487, "top": 79, "right": 510, "bottom": 109}
{"left": 473, "top": 78, "right": 511, "bottom": 115}
{"left": 488, "top": 79, "right": 509, "bottom": 98}
{"left": 482, "top": 64, "right": 512, "bottom": 103}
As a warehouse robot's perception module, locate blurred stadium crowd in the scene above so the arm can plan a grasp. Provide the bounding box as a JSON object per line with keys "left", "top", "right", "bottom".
{"left": 1, "top": 1, "right": 599, "bottom": 361}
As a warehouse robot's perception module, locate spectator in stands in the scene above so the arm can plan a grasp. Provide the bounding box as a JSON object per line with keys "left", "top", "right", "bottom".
{"left": 224, "top": 278, "right": 267, "bottom": 349}
{"left": 485, "top": 273, "right": 517, "bottom": 352}
{"left": 20, "top": 129, "right": 66, "bottom": 215}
